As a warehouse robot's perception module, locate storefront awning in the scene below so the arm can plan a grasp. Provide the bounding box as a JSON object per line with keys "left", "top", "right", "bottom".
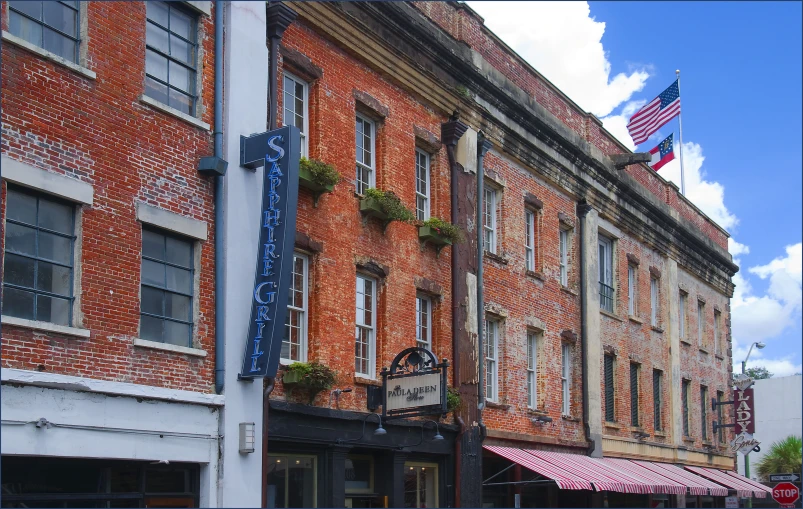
{"left": 483, "top": 445, "right": 594, "bottom": 491}
{"left": 603, "top": 458, "right": 687, "bottom": 495}
{"left": 635, "top": 461, "right": 729, "bottom": 496}
{"left": 684, "top": 466, "right": 772, "bottom": 498}
{"left": 527, "top": 450, "right": 652, "bottom": 494}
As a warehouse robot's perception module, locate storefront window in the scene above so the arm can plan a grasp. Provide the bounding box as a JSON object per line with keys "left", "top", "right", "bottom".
{"left": 404, "top": 463, "right": 438, "bottom": 508}
{"left": 267, "top": 455, "right": 317, "bottom": 508}
{"left": 344, "top": 455, "right": 374, "bottom": 493}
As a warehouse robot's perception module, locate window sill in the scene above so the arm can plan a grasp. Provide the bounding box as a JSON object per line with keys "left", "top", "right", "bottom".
{"left": 683, "top": 436, "right": 695, "bottom": 443}
{"left": 133, "top": 337, "right": 207, "bottom": 357}
{"left": 715, "top": 354, "right": 725, "bottom": 360}
{"left": 628, "top": 315, "right": 643, "bottom": 324}
{"left": 654, "top": 431, "right": 668, "bottom": 437}
{"left": 2, "top": 315, "right": 91, "bottom": 338}
{"left": 139, "top": 95, "right": 211, "bottom": 131}
{"left": 560, "top": 285, "right": 578, "bottom": 296}
{"left": 698, "top": 347, "right": 710, "bottom": 355}
{"left": 527, "top": 408, "right": 549, "bottom": 416}
{"left": 525, "top": 270, "right": 545, "bottom": 281}
{"left": 561, "top": 415, "right": 580, "bottom": 422}
{"left": 604, "top": 421, "right": 622, "bottom": 429}
{"left": 1, "top": 31, "right": 96, "bottom": 80}
{"left": 651, "top": 326, "right": 664, "bottom": 333}
{"left": 484, "top": 251, "right": 509, "bottom": 265}
{"left": 680, "top": 338, "right": 693, "bottom": 346}
{"left": 354, "top": 375, "right": 381, "bottom": 387}
{"left": 600, "top": 309, "right": 623, "bottom": 322}
{"left": 485, "top": 401, "right": 511, "bottom": 410}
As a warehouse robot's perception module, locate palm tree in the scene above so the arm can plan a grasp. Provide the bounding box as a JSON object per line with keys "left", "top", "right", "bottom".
{"left": 755, "top": 435, "right": 802, "bottom": 481}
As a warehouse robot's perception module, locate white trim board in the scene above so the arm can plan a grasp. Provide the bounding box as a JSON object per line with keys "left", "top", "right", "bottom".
{"left": 2, "top": 156, "right": 94, "bottom": 205}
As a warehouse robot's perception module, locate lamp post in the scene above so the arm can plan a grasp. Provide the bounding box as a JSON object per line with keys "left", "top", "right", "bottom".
{"left": 741, "top": 341, "right": 765, "bottom": 509}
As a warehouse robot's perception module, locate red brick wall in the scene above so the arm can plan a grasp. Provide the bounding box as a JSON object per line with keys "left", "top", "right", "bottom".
{"left": 1, "top": 2, "right": 217, "bottom": 392}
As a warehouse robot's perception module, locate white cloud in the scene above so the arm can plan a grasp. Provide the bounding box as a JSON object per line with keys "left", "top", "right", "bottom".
{"left": 729, "top": 238, "right": 750, "bottom": 257}
{"left": 467, "top": 1, "right": 650, "bottom": 117}
{"left": 749, "top": 243, "right": 803, "bottom": 311}
{"left": 600, "top": 100, "right": 644, "bottom": 151}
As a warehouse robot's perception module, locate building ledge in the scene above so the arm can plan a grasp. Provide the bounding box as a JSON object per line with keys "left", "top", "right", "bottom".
{"left": 560, "top": 285, "right": 578, "bottom": 296}
{"left": 484, "top": 251, "right": 509, "bottom": 265}
{"left": 139, "top": 95, "right": 211, "bottom": 131}
{"left": 651, "top": 326, "right": 664, "bottom": 333}
{"left": 525, "top": 270, "right": 545, "bottom": 281}
{"left": 628, "top": 315, "right": 643, "bottom": 324}
{"left": 561, "top": 414, "right": 580, "bottom": 422}
{"left": 2, "top": 315, "right": 90, "bottom": 338}
{"left": 2, "top": 31, "right": 96, "bottom": 80}
{"left": 354, "top": 375, "right": 381, "bottom": 387}
{"left": 680, "top": 338, "right": 693, "bottom": 346}
{"left": 485, "top": 401, "right": 511, "bottom": 410}
{"left": 133, "top": 337, "right": 207, "bottom": 357}
{"left": 604, "top": 421, "right": 623, "bottom": 429}
{"left": 600, "top": 309, "right": 624, "bottom": 322}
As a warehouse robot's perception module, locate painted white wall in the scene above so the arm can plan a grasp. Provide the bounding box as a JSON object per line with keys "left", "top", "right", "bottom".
{"left": 218, "top": 1, "right": 270, "bottom": 507}
{"left": 737, "top": 375, "right": 802, "bottom": 478}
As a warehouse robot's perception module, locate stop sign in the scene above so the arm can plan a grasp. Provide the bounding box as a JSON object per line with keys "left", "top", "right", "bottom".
{"left": 772, "top": 482, "right": 800, "bottom": 506}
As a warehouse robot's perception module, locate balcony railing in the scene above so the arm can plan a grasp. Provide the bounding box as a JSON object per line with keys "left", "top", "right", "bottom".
{"left": 599, "top": 282, "right": 614, "bottom": 313}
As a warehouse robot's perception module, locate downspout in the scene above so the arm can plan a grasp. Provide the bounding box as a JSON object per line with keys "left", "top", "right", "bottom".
{"left": 213, "top": 0, "right": 225, "bottom": 395}
{"left": 577, "top": 200, "right": 595, "bottom": 456}
{"left": 476, "top": 132, "right": 491, "bottom": 440}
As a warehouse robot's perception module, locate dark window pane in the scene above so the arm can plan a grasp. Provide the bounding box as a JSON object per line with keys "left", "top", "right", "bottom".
{"left": 170, "top": 35, "right": 193, "bottom": 65}
{"left": 145, "top": 467, "right": 189, "bottom": 493}
{"left": 169, "top": 9, "right": 193, "bottom": 40}
{"left": 7, "top": 190, "right": 37, "bottom": 224}
{"left": 2, "top": 287, "right": 35, "bottom": 320}
{"left": 141, "top": 315, "right": 163, "bottom": 342}
{"left": 9, "top": 10, "right": 43, "bottom": 47}
{"left": 169, "top": 60, "right": 191, "bottom": 93}
{"left": 166, "top": 266, "right": 191, "bottom": 294}
{"left": 43, "top": 28, "right": 76, "bottom": 62}
{"left": 145, "top": 77, "right": 169, "bottom": 105}
{"left": 38, "top": 198, "right": 73, "bottom": 234}
{"left": 165, "top": 292, "right": 191, "bottom": 321}
{"left": 146, "top": 50, "right": 168, "bottom": 82}
{"left": 147, "top": 22, "right": 169, "bottom": 54}
{"left": 5, "top": 223, "right": 37, "bottom": 256}
{"left": 142, "top": 230, "right": 165, "bottom": 260}
{"left": 146, "top": 1, "right": 169, "bottom": 26}
{"left": 36, "top": 294, "right": 70, "bottom": 325}
{"left": 43, "top": 2, "right": 76, "bottom": 37}
{"left": 165, "top": 236, "right": 192, "bottom": 267}
{"left": 38, "top": 231, "right": 72, "bottom": 264}
{"left": 36, "top": 261, "right": 72, "bottom": 296}
{"left": 3, "top": 253, "right": 36, "bottom": 287}
{"left": 169, "top": 87, "right": 192, "bottom": 115}
{"left": 109, "top": 467, "right": 139, "bottom": 493}
{"left": 142, "top": 259, "right": 165, "bottom": 287}
{"left": 164, "top": 320, "right": 191, "bottom": 346}
{"left": 141, "top": 286, "right": 164, "bottom": 316}
{"left": 9, "top": 1, "right": 43, "bottom": 20}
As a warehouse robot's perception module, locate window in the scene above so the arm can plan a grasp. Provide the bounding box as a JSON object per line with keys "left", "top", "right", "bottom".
{"left": 345, "top": 455, "right": 374, "bottom": 494}
{"left": 8, "top": 1, "right": 80, "bottom": 63}
{"left": 701, "top": 385, "right": 709, "bottom": 441}
{"left": 524, "top": 210, "right": 535, "bottom": 271}
{"left": 697, "top": 301, "right": 705, "bottom": 347}
{"left": 282, "top": 73, "right": 308, "bottom": 157}
{"left": 714, "top": 310, "right": 721, "bottom": 355}
{"left": 716, "top": 390, "right": 725, "bottom": 443}
{"left": 355, "top": 275, "right": 376, "bottom": 377}
{"left": 404, "top": 463, "right": 438, "bottom": 509}
{"left": 266, "top": 454, "right": 317, "bottom": 508}
{"left": 526, "top": 331, "right": 539, "bottom": 409}
{"left": 679, "top": 291, "right": 688, "bottom": 340}
{"left": 415, "top": 149, "right": 430, "bottom": 221}
{"left": 630, "top": 363, "right": 640, "bottom": 427}
{"left": 650, "top": 276, "right": 660, "bottom": 327}
{"left": 598, "top": 235, "right": 614, "bottom": 312}
{"left": 484, "top": 318, "right": 498, "bottom": 402}
{"left": 604, "top": 353, "right": 615, "bottom": 422}
{"left": 561, "top": 343, "right": 571, "bottom": 415}
{"left": 145, "top": 2, "right": 198, "bottom": 116}
{"left": 355, "top": 115, "right": 375, "bottom": 195}
{"left": 653, "top": 369, "right": 663, "bottom": 431}
{"left": 483, "top": 187, "right": 498, "bottom": 254}
{"left": 627, "top": 264, "right": 637, "bottom": 316}
{"left": 416, "top": 294, "right": 431, "bottom": 351}
{"left": 682, "top": 379, "right": 691, "bottom": 436}
{"left": 140, "top": 229, "right": 194, "bottom": 346}
{"left": 559, "top": 228, "right": 569, "bottom": 286}
{"left": 2, "top": 186, "right": 75, "bottom": 325}
{"left": 282, "top": 253, "right": 308, "bottom": 363}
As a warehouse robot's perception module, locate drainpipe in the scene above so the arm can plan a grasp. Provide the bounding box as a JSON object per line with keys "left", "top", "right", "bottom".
{"left": 476, "top": 132, "right": 491, "bottom": 432}
{"left": 577, "top": 200, "right": 595, "bottom": 455}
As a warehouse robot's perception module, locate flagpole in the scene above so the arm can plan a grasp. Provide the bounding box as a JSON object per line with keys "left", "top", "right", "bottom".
{"left": 676, "top": 69, "right": 686, "bottom": 195}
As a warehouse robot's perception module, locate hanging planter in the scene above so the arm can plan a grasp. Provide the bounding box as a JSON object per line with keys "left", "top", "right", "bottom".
{"left": 418, "top": 217, "right": 463, "bottom": 254}
{"left": 298, "top": 157, "right": 341, "bottom": 207}
{"left": 360, "top": 188, "right": 414, "bottom": 233}
{"left": 282, "top": 361, "right": 337, "bottom": 404}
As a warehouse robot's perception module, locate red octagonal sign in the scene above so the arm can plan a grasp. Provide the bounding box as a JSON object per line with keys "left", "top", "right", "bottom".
{"left": 772, "top": 482, "right": 800, "bottom": 506}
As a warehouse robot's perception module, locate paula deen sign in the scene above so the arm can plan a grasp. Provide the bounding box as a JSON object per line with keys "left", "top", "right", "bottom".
{"left": 385, "top": 373, "right": 442, "bottom": 413}
{"left": 380, "top": 347, "right": 448, "bottom": 419}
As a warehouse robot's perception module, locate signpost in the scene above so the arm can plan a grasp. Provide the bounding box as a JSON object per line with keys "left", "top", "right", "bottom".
{"left": 770, "top": 474, "right": 802, "bottom": 483}
{"left": 380, "top": 347, "right": 449, "bottom": 420}
{"left": 772, "top": 482, "right": 800, "bottom": 508}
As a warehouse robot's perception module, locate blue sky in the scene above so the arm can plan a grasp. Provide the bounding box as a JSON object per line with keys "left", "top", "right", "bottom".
{"left": 468, "top": 1, "right": 802, "bottom": 376}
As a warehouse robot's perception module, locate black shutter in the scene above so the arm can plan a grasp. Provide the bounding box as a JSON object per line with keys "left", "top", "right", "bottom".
{"left": 717, "top": 391, "right": 724, "bottom": 443}
{"left": 653, "top": 370, "right": 662, "bottom": 431}
{"left": 604, "top": 354, "right": 615, "bottom": 422}
{"left": 701, "top": 386, "right": 708, "bottom": 441}
{"left": 630, "top": 364, "right": 639, "bottom": 427}
{"left": 682, "top": 380, "right": 690, "bottom": 436}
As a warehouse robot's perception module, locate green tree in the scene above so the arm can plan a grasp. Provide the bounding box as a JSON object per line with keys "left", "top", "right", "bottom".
{"left": 745, "top": 366, "right": 773, "bottom": 380}
{"left": 755, "top": 436, "right": 802, "bottom": 481}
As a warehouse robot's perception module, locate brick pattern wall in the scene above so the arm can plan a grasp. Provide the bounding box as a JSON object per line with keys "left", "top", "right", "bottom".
{"left": 1, "top": 2, "right": 217, "bottom": 392}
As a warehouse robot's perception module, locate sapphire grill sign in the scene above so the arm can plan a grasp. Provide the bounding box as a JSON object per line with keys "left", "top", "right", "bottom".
{"left": 239, "top": 125, "right": 300, "bottom": 379}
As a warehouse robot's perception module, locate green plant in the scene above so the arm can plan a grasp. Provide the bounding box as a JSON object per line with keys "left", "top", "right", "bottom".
{"left": 422, "top": 217, "right": 464, "bottom": 243}
{"left": 755, "top": 435, "right": 802, "bottom": 481}
{"left": 284, "top": 361, "right": 337, "bottom": 391}
{"left": 744, "top": 366, "right": 773, "bottom": 380}
{"left": 364, "top": 188, "right": 415, "bottom": 222}
{"left": 455, "top": 84, "right": 470, "bottom": 98}
{"left": 447, "top": 387, "right": 462, "bottom": 412}
{"left": 300, "top": 157, "right": 341, "bottom": 187}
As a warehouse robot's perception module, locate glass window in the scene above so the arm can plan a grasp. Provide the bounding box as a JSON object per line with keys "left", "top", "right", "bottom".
{"left": 714, "top": 310, "right": 721, "bottom": 355}
{"left": 653, "top": 369, "right": 663, "bottom": 431}
{"left": 627, "top": 265, "right": 637, "bottom": 316}
{"left": 416, "top": 294, "right": 431, "bottom": 351}
{"left": 484, "top": 318, "right": 498, "bottom": 402}
{"left": 145, "top": 1, "right": 198, "bottom": 115}
{"left": 283, "top": 73, "right": 308, "bottom": 157}
{"left": 682, "top": 379, "right": 690, "bottom": 436}
{"left": 483, "top": 187, "right": 497, "bottom": 254}
{"left": 283, "top": 253, "right": 308, "bottom": 363}
{"left": 559, "top": 228, "right": 569, "bottom": 286}
{"left": 140, "top": 228, "right": 194, "bottom": 347}
{"left": 2, "top": 186, "right": 75, "bottom": 325}
{"left": 630, "top": 363, "right": 640, "bottom": 427}
{"left": 344, "top": 455, "right": 373, "bottom": 493}
{"left": 355, "top": 275, "right": 376, "bottom": 377}
{"left": 404, "top": 463, "right": 438, "bottom": 508}
{"left": 524, "top": 210, "right": 535, "bottom": 271}
{"left": 700, "top": 385, "right": 709, "bottom": 441}
{"left": 8, "top": 1, "right": 80, "bottom": 63}
{"left": 415, "top": 149, "right": 430, "bottom": 221}
{"left": 697, "top": 301, "right": 705, "bottom": 347}
{"left": 604, "top": 354, "right": 615, "bottom": 422}
{"left": 650, "top": 277, "right": 659, "bottom": 326}
{"left": 598, "top": 235, "right": 614, "bottom": 312}
{"left": 679, "top": 291, "right": 688, "bottom": 340}
{"left": 355, "top": 115, "right": 375, "bottom": 195}
{"left": 267, "top": 455, "right": 317, "bottom": 508}
{"left": 561, "top": 343, "right": 571, "bottom": 415}
{"left": 526, "top": 331, "right": 539, "bottom": 409}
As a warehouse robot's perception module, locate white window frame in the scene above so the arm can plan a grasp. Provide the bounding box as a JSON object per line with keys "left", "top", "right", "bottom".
{"left": 282, "top": 252, "right": 308, "bottom": 365}
{"left": 483, "top": 186, "right": 498, "bottom": 254}
{"left": 524, "top": 209, "right": 535, "bottom": 271}
{"left": 415, "top": 149, "right": 430, "bottom": 221}
{"left": 403, "top": 462, "right": 439, "bottom": 509}
{"left": 484, "top": 318, "right": 498, "bottom": 402}
{"left": 355, "top": 274, "right": 376, "bottom": 378}
{"left": 679, "top": 291, "right": 688, "bottom": 340}
{"left": 416, "top": 293, "right": 432, "bottom": 351}
{"left": 598, "top": 235, "right": 614, "bottom": 312}
{"left": 628, "top": 264, "right": 637, "bottom": 316}
{"left": 559, "top": 228, "right": 569, "bottom": 286}
{"left": 714, "top": 310, "right": 721, "bottom": 355}
{"left": 282, "top": 72, "right": 309, "bottom": 158}
{"left": 561, "top": 343, "right": 571, "bottom": 415}
{"left": 650, "top": 276, "right": 659, "bottom": 327}
{"left": 697, "top": 300, "right": 705, "bottom": 347}
{"left": 526, "top": 331, "right": 538, "bottom": 409}
{"left": 355, "top": 114, "right": 375, "bottom": 195}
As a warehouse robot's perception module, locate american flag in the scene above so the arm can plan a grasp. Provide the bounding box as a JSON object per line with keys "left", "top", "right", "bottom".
{"left": 649, "top": 133, "right": 675, "bottom": 171}
{"left": 627, "top": 80, "right": 681, "bottom": 145}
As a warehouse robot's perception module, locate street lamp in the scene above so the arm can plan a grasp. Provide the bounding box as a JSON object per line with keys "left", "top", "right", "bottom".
{"left": 741, "top": 341, "right": 765, "bottom": 508}
{"left": 741, "top": 341, "right": 765, "bottom": 374}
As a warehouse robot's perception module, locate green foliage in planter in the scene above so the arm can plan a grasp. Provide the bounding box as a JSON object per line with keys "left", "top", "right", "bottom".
{"left": 364, "top": 188, "right": 415, "bottom": 223}
{"left": 300, "top": 157, "right": 341, "bottom": 188}
{"left": 284, "top": 361, "right": 337, "bottom": 392}
{"left": 421, "top": 217, "right": 464, "bottom": 243}
{"left": 447, "top": 387, "right": 462, "bottom": 412}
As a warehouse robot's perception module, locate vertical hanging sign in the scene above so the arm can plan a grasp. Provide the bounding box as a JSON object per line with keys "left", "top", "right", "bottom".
{"left": 239, "top": 125, "right": 300, "bottom": 379}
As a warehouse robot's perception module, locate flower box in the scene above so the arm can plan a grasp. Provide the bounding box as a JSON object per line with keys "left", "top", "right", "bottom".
{"left": 418, "top": 225, "right": 452, "bottom": 247}
{"left": 360, "top": 195, "right": 389, "bottom": 222}
{"left": 298, "top": 164, "right": 334, "bottom": 205}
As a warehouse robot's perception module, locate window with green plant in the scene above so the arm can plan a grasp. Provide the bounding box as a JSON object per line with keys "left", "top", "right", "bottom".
{"left": 282, "top": 253, "right": 308, "bottom": 364}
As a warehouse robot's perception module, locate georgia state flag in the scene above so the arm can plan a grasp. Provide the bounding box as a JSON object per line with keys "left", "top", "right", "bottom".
{"left": 649, "top": 133, "right": 675, "bottom": 171}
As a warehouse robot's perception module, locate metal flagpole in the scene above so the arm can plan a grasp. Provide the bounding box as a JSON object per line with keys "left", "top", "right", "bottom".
{"left": 676, "top": 69, "right": 686, "bottom": 195}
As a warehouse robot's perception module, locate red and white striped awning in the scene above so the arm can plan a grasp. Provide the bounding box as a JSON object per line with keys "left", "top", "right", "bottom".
{"left": 603, "top": 458, "right": 687, "bottom": 495}
{"left": 637, "top": 461, "right": 729, "bottom": 496}
{"left": 484, "top": 445, "right": 593, "bottom": 491}
{"left": 685, "top": 466, "right": 772, "bottom": 498}
{"left": 526, "top": 450, "right": 648, "bottom": 493}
